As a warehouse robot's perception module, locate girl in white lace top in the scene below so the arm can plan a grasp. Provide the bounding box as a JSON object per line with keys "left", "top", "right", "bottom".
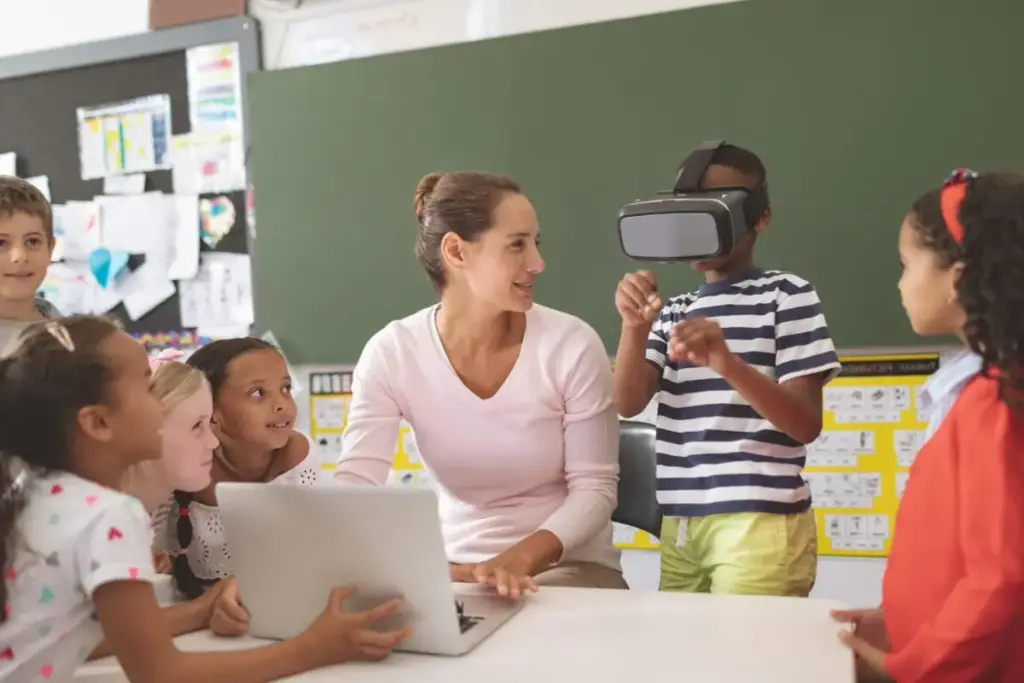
{"left": 153, "top": 338, "right": 326, "bottom": 634}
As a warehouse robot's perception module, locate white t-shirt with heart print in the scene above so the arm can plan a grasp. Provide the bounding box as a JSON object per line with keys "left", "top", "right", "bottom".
{"left": 0, "top": 472, "right": 155, "bottom": 683}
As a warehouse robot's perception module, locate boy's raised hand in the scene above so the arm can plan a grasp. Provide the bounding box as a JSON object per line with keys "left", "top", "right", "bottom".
{"left": 616, "top": 271, "right": 662, "bottom": 329}
{"left": 668, "top": 317, "right": 735, "bottom": 373}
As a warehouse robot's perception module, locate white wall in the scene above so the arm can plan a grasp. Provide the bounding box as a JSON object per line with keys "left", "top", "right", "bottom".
{"left": 0, "top": 0, "right": 883, "bottom": 608}
{"left": 0, "top": 0, "right": 148, "bottom": 58}
{"left": 0, "top": 0, "right": 742, "bottom": 67}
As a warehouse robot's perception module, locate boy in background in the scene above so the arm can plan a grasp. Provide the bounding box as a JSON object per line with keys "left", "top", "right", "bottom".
{"left": 612, "top": 144, "right": 840, "bottom": 596}
{"left": 0, "top": 176, "right": 60, "bottom": 352}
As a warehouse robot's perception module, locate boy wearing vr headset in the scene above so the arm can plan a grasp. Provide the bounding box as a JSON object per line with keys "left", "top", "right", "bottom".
{"left": 612, "top": 143, "right": 840, "bottom": 596}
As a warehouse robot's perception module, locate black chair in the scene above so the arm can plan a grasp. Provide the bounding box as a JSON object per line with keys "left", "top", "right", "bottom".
{"left": 612, "top": 420, "right": 662, "bottom": 538}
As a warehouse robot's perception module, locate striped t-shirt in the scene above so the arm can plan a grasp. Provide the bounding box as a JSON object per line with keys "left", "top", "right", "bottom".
{"left": 646, "top": 268, "right": 841, "bottom": 517}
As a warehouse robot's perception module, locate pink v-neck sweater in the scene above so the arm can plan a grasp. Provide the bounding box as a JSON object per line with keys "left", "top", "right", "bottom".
{"left": 335, "top": 304, "right": 621, "bottom": 571}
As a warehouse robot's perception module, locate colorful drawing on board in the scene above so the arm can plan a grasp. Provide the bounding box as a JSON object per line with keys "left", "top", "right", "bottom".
{"left": 199, "top": 195, "right": 236, "bottom": 248}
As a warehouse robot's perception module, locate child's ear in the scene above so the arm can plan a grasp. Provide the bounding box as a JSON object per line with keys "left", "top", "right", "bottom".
{"left": 77, "top": 404, "right": 114, "bottom": 443}
{"left": 754, "top": 207, "right": 772, "bottom": 233}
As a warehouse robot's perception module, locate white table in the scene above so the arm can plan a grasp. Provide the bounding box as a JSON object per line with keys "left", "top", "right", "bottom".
{"left": 77, "top": 587, "right": 855, "bottom": 682}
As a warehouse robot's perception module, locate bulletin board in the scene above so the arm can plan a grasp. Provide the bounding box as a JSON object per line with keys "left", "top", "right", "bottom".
{"left": 0, "top": 17, "right": 259, "bottom": 340}
{"left": 307, "top": 371, "right": 428, "bottom": 488}
{"left": 807, "top": 353, "right": 936, "bottom": 557}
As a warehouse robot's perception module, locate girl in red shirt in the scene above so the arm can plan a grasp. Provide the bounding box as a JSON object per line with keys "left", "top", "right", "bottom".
{"left": 833, "top": 170, "right": 1024, "bottom": 682}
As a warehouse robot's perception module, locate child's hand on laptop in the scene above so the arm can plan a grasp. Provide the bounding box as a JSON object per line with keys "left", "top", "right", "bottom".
{"left": 301, "top": 586, "right": 412, "bottom": 665}
{"left": 209, "top": 578, "right": 250, "bottom": 637}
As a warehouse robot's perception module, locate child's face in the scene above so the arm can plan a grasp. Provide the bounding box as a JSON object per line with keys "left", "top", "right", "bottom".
{"left": 897, "top": 217, "right": 964, "bottom": 337}
{"left": 452, "top": 193, "right": 545, "bottom": 313}
{"left": 91, "top": 332, "right": 165, "bottom": 467}
{"left": 212, "top": 348, "right": 296, "bottom": 452}
{"left": 160, "top": 382, "right": 218, "bottom": 492}
{"left": 0, "top": 211, "right": 51, "bottom": 303}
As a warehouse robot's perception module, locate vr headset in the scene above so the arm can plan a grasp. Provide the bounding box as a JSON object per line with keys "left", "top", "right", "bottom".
{"left": 617, "top": 139, "right": 769, "bottom": 261}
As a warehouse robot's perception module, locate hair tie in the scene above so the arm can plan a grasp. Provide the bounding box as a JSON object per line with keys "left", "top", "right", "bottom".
{"left": 44, "top": 322, "right": 75, "bottom": 352}
{"left": 940, "top": 168, "right": 978, "bottom": 244}
{"left": 149, "top": 348, "right": 184, "bottom": 372}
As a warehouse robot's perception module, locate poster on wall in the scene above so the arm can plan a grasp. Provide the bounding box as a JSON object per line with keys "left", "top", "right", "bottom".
{"left": 76, "top": 95, "right": 172, "bottom": 180}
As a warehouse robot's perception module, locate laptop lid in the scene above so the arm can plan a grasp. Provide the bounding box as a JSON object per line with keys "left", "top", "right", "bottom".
{"left": 216, "top": 483, "right": 462, "bottom": 646}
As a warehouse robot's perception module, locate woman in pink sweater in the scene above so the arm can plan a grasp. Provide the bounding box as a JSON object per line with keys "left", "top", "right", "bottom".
{"left": 335, "top": 171, "right": 625, "bottom": 594}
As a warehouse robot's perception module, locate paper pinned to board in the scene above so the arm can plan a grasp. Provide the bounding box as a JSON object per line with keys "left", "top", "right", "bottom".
{"left": 103, "top": 173, "right": 146, "bottom": 195}
{"left": 186, "top": 42, "right": 245, "bottom": 132}
{"left": 95, "top": 193, "right": 173, "bottom": 255}
{"left": 122, "top": 279, "right": 176, "bottom": 321}
{"left": 168, "top": 195, "right": 200, "bottom": 280}
{"left": 38, "top": 261, "right": 122, "bottom": 316}
{"left": 170, "top": 131, "right": 246, "bottom": 195}
{"left": 77, "top": 95, "right": 172, "bottom": 180}
{"left": 26, "top": 176, "right": 50, "bottom": 201}
{"left": 0, "top": 152, "right": 15, "bottom": 176}
{"left": 178, "top": 252, "right": 254, "bottom": 330}
{"left": 51, "top": 200, "right": 101, "bottom": 263}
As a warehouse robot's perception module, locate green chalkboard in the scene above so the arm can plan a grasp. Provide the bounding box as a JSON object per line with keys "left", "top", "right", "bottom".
{"left": 249, "top": 0, "right": 1024, "bottom": 363}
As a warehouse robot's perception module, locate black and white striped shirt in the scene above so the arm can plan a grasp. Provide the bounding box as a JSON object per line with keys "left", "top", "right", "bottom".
{"left": 646, "top": 268, "right": 840, "bottom": 517}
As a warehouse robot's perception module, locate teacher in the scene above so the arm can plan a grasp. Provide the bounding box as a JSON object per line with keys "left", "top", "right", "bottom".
{"left": 335, "top": 171, "right": 626, "bottom": 593}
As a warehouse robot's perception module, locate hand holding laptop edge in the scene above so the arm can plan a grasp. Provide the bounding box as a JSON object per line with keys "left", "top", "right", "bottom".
{"left": 295, "top": 586, "right": 413, "bottom": 666}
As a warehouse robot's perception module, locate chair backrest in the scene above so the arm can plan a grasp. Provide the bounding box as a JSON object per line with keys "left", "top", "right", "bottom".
{"left": 612, "top": 420, "right": 662, "bottom": 538}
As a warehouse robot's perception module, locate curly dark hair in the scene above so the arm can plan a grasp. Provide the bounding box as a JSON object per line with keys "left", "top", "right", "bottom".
{"left": 0, "top": 315, "right": 121, "bottom": 620}
{"left": 908, "top": 171, "right": 1024, "bottom": 406}
{"left": 170, "top": 337, "right": 275, "bottom": 600}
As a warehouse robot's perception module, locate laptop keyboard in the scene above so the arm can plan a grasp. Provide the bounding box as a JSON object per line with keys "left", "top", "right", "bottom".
{"left": 454, "top": 600, "right": 483, "bottom": 634}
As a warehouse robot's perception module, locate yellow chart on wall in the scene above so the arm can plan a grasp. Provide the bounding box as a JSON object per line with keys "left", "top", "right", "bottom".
{"left": 806, "top": 353, "right": 937, "bottom": 557}
{"left": 307, "top": 370, "right": 424, "bottom": 482}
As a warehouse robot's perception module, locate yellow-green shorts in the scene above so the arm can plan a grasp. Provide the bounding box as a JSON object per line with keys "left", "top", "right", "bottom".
{"left": 659, "top": 509, "right": 817, "bottom": 596}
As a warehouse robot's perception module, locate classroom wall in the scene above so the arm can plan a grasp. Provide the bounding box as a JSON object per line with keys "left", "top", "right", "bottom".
{"left": 0, "top": 0, "right": 742, "bottom": 67}
{"left": 1, "top": 0, "right": 884, "bottom": 608}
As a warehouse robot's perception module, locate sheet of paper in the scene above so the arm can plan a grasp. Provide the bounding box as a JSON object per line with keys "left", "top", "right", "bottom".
{"left": 103, "top": 173, "right": 146, "bottom": 195}
{"left": 0, "top": 152, "right": 16, "bottom": 176}
{"left": 168, "top": 195, "right": 200, "bottom": 280}
{"left": 170, "top": 131, "right": 247, "bottom": 194}
{"left": 122, "top": 278, "right": 176, "bottom": 321}
{"left": 77, "top": 95, "right": 172, "bottom": 180}
{"left": 178, "top": 253, "right": 253, "bottom": 329}
{"left": 96, "top": 193, "right": 173, "bottom": 255}
{"left": 37, "top": 261, "right": 122, "bottom": 315}
{"left": 52, "top": 200, "right": 100, "bottom": 262}
{"left": 186, "top": 42, "right": 245, "bottom": 132}
{"left": 38, "top": 262, "right": 92, "bottom": 314}
{"left": 26, "top": 176, "right": 50, "bottom": 201}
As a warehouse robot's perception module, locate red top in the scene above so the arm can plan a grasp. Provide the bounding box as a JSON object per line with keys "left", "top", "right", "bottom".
{"left": 883, "top": 374, "right": 1024, "bottom": 682}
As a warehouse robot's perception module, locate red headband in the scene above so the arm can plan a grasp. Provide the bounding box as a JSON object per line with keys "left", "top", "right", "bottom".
{"left": 939, "top": 168, "right": 977, "bottom": 244}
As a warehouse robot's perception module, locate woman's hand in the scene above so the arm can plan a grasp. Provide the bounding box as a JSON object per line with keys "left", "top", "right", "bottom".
{"left": 449, "top": 551, "right": 538, "bottom": 598}
{"left": 208, "top": 578, "right": 250, "bottom": 637}
{"left": 449, "top": 530, "right": 561, "bottom": 597}
{"left": 832, "top": 608, "right": 893, "bottom": 682}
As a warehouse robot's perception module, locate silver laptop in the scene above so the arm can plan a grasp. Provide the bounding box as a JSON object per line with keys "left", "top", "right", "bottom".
{"left": 216, "top": 483, "right": 526, "bottom": 656}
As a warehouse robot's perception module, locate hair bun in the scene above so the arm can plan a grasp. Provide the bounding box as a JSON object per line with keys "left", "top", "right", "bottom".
{"left": 413, "top": 172, "right": 445, "bottom": 223}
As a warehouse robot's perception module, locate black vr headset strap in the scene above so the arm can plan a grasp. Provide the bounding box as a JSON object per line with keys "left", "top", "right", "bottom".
{"left": 672, "top": 139, "right": 725, "bottom": 193}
